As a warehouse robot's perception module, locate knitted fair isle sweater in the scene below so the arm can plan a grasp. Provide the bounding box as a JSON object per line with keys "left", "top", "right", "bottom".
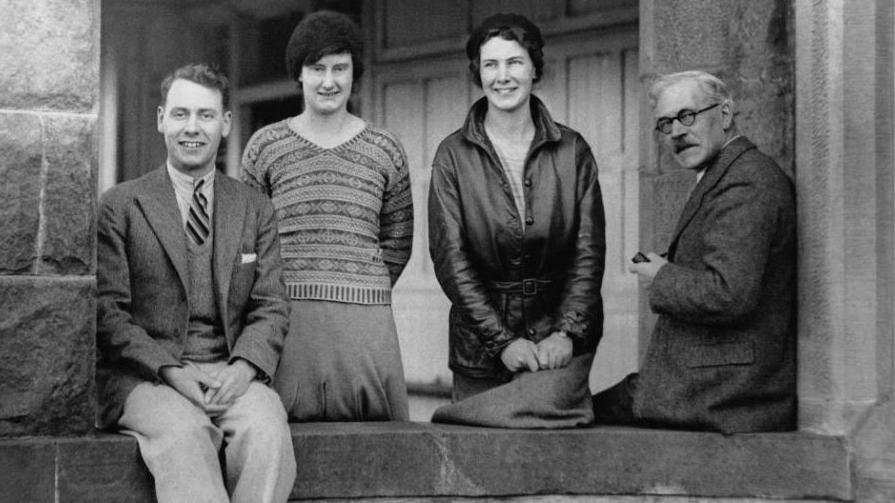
{"left": 241, "top": 120, "right": 413, "bottom": 305}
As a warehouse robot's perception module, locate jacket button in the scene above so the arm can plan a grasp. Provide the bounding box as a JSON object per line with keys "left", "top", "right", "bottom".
{"left": 525, "top": 216, "right": 534, "bottom": 225}
{"left": 527, "top": 328, "right": 536, "bottom": 336}
{"left": 524, "top": 178, "right": 532, "bottom": 187}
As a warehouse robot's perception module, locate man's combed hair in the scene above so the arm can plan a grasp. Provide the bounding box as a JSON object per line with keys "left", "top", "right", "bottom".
{"left": 159, "top": 63, "right": 230, "bottom": 109}
{"left": 648, "top": 70, "right": 733, "bottom": 110}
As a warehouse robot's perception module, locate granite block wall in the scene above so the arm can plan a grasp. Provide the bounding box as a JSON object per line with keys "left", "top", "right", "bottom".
{"left": 0, "top": 0, "right": 99, "bottom": 436}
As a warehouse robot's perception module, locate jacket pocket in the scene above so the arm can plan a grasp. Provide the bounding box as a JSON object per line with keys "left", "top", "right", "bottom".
{"left": 686, "top": 340, "right": 754, "bottom": 368}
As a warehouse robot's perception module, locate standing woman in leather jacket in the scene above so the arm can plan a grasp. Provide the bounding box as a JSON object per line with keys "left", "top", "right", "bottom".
{"left": 428, "top": 13, "right": 606, "bottom": 401}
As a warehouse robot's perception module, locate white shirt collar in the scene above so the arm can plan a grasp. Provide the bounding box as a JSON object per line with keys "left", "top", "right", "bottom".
{"left": 166, "top": 163, "right": 215, "bottom": 226}
{"left": 696, "top": 134, "right": 742, "bottom": 183}
{"left": 166, "top": 163, "right": 215, "bottom": 193}
{"left": 722, "top": 134, "right": 742, "bottom": 150}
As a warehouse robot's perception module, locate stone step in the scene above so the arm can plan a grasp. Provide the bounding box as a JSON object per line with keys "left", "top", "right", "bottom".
{"left": 0, "top": 422, "right": 851, "bottom": 502}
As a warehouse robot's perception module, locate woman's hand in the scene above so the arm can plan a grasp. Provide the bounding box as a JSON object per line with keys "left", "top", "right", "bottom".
{"left": 536, "top": 332, "right": 573, "bottom": 370}
{"left": 500, "top": 338, "right": 540, "bottom": 373}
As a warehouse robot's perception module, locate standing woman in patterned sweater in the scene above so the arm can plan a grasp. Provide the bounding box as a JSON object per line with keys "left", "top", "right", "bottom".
{"left": 241, "top": 10, "right": 413, "bottom": 421}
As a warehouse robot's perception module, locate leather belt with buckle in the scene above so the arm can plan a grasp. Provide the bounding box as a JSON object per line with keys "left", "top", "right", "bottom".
{"left": 488, "top": 277, "right": 556, "bottom": 297}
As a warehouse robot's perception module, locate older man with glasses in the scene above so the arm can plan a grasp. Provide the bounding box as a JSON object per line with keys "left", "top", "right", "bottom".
{"left": 591, "top": 70, "right": 797, "bottom": 433}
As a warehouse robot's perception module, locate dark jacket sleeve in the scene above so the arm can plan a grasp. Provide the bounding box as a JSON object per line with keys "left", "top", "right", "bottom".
{"left": 649, "top": 168, "right": 779, "bottom": 326}
{"left": 228, "top": 195, "right": 289, "bottom": 381}
{"left": 553, "top": 140, "right": 606, "bottom": 344}
{"left": 428, "top": 149, "right": 516, "bottom": 356}
{"left": 96, "top": 193, "right": 181, "bottom": 382}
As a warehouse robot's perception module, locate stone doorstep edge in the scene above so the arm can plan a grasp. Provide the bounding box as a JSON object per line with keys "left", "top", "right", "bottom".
{"left": 0, "top": 422, "right": 852, "bottom": 503}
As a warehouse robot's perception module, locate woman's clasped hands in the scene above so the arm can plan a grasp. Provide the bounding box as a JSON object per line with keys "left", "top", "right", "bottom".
{"left": 500, "top": 332, "right": 573, "bottom": 373}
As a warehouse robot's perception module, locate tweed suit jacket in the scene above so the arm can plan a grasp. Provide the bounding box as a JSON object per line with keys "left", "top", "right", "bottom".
{"left": 96, "top": 166, "right": 289, "bottom": 428}
{"left": 633, "top": 136, "right": 797, "bottom": 433}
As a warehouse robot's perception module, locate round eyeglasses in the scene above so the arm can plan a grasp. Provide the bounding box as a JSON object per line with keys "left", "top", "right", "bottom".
{"left": 654, "top": 103, "right": 720, "bottom": 134}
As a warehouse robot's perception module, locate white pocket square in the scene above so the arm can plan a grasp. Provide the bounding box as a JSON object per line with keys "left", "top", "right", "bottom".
{"left": 240, "top": 253, "right": 257, "bottom": 264}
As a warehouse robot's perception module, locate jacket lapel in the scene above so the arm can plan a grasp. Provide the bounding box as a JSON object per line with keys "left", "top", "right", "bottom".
{"left": 135, "top": 167, "right": 189, "bottom": 292}
{"left": 666, "top": 137, "right": 756, "bottom": 259}
{"left": 212, "top": 175, "right": 246, "bottom": 339}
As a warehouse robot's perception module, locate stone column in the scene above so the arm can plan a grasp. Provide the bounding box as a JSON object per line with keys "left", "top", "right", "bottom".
{"left": 0, "top": 0, "right": 99, "bottom": 436}
{"left": 795, "top": 0, "right": 895, "bottom": 500}
{"left": 795, "top": 0, "right": 894, "bottom": 433}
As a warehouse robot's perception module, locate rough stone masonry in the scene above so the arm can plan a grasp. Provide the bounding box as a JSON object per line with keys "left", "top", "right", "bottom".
{"left": 0, "top": 0, "right": 98, "bottom": 437}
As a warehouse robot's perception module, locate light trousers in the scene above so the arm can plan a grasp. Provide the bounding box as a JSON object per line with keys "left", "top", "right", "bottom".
{"left": 119, "top": 362, "right": 296, "bottom": 503}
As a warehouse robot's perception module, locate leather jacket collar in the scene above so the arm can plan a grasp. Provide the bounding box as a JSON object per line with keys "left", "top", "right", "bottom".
{"left": 460, "top": 95, "right": 563, "bottom": 154}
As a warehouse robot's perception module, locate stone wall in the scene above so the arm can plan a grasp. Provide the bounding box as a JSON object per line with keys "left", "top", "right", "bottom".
{"left": 0, "top": 0, "right": 99, "bottom": 436}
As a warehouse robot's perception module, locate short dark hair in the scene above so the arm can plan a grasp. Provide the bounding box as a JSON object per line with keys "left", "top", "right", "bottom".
{"left": 159, "top": 63, "right": 230, "bottom": 110}
{"left": 285, "top": 10, "right": 364, "bottom": 84}
{"left": 465, "top": 13, "right": 545, "bottom": 88}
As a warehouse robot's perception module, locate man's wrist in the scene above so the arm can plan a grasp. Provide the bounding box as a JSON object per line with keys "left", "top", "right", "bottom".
{"left": 158, "top": 364, "right": 182, "bottom": 383}
{"left": 232, "top": 358, "right": 259, "bottom": 379}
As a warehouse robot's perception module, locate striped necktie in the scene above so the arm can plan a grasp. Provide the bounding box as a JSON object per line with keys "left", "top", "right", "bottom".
{"left": 186, "top": 178, "right": 210, "bottom": 246}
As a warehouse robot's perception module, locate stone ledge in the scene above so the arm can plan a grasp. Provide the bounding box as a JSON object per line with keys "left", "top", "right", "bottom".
{"left": 0, "top": 423, "right": 852, "bottom": 502}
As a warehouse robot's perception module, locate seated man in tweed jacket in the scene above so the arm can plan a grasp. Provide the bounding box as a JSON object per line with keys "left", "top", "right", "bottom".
{"left": 592, "top": 70, "right": 797, "bottom": 434}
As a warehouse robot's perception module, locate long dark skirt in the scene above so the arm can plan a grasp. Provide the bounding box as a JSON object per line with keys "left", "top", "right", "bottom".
{"left": 274, "top": 300, "right": 409, "bottom": 421}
